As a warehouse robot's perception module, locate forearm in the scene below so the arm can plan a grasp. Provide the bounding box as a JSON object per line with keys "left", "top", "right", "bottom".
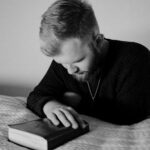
{"left": 27, "top": 60, "right": 67, "bottom": 117}
{"left": 27, "top": 92, "right": 55, "bottom": 118}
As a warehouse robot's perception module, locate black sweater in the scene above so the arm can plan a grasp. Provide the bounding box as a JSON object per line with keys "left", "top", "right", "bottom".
{"left": 27, "top": 39, "right": 150, "bottom": 125}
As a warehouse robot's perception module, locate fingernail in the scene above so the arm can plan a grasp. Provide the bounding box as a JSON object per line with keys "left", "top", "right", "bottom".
{"left": 73, "top": 124, "right": 78, "bottom": 129}
{"left": 80, "top": 121, "right": 86, "bottom": 128}
{"left": 66, "top": 124, "right": 70, "bottom": 127}
{"left": 54, "top": 122, "right": 60, "bottom": 126}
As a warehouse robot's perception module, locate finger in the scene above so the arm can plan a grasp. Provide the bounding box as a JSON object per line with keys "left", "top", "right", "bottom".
{"left": 47, "top": 113, "right": 60, "bottom": 126}
{"left": 54, "top": 109, "right": 70, "bottom": 127}
{"left": 60, "top": 108, "right": 78, "bottom": 129}
{"left": 77, "top": 117, "right": 86, "bottom": 128}
{"left": 67, "top": 107, "right": 85, "bottom": 128}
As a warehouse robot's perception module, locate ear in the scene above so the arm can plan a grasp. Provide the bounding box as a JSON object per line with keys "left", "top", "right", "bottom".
{"left": 95, "top": 34, "right": 104, "bottom": 46}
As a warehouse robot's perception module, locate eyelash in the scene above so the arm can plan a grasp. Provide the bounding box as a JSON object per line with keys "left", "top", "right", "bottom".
{"left": 74, "top": 60, "right": 83, "bottom": 64}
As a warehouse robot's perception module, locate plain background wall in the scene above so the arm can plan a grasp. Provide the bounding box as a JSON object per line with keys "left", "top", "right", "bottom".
{"left": 0, "top": 0, "right": 150, "bottom": 97}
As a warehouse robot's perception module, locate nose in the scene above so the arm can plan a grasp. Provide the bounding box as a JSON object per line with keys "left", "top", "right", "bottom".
{"left": 67, "top": 65, "right": 79, "bottom": 74}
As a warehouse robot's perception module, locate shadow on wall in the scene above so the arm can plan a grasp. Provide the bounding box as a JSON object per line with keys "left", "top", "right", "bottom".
{"left": 0, "top": 84, "right": 32, "bottom": 97}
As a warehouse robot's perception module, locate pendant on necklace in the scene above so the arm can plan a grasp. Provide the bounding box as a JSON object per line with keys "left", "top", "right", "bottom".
{"left": 86, "top": 78, "right": 101, "bottom": 101}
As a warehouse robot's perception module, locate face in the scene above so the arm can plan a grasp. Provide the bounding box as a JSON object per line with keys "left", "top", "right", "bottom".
{"left": 53, "top": 38, "right": 99, "bottom": 81}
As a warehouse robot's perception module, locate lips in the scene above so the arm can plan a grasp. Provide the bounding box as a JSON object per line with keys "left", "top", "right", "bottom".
{"left": 77, "top": 71, "right": 89, "bottom": 75}
{"left": 72, "top": 72, "right": 89, "bottom": 81}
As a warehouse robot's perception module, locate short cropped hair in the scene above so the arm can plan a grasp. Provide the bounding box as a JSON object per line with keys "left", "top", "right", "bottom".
{"left": 40, "top": 0, "right": 99, "bottom": 56}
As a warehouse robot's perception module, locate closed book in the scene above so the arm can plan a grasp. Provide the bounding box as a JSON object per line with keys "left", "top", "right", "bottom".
{"left": 8, "top": 118, "right": 89, "bottom": 150}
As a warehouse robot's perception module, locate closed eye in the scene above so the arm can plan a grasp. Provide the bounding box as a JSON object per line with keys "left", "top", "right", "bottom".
{"left": 73, "top": 57, "right": 85, "bottom": 64}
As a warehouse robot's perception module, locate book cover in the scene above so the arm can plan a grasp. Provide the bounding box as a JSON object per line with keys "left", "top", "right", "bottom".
{"left": 8, "top": 118, "right": 89, "bottom": 150}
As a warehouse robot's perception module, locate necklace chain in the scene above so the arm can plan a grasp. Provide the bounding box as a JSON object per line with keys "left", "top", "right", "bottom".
{"left": 86, "top": 77, "right": 101, "bottom": 101}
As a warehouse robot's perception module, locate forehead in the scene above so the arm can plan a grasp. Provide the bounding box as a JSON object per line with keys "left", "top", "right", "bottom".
{"left": 54, "top": 38, "right": 88, "bottom": 64}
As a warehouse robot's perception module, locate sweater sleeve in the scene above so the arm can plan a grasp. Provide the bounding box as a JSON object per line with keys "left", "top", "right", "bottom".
{"left": 27, "top": 60, "right": 66, "bottom": 118}
{"left": 115, "top": 43, "right": 150, "bottom": 124}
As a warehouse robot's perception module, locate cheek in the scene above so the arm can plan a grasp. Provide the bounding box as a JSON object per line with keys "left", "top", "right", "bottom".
{"left": 77, "top": 58, "right": 93, "bottom": 72}
{"left": 86, "top": 54, "right": 96, "bottom": 71}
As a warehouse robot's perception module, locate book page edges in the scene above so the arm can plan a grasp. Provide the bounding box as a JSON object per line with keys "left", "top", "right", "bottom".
{"left": 8, "top": 127, "right": 47, "bottom": 150}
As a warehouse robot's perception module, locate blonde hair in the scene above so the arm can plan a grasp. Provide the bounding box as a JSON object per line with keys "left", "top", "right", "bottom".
{"left": 40, "top": 0, "right": 99, "bottom": 56}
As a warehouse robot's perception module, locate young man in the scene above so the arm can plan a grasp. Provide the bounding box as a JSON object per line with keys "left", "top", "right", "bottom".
{"left": 27, "top": 0, "right": 150, "bottom": 128}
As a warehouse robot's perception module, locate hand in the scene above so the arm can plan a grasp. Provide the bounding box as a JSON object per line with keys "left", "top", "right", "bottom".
{"left": 43, "top": 100, "right": 84, "bottom": 129}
